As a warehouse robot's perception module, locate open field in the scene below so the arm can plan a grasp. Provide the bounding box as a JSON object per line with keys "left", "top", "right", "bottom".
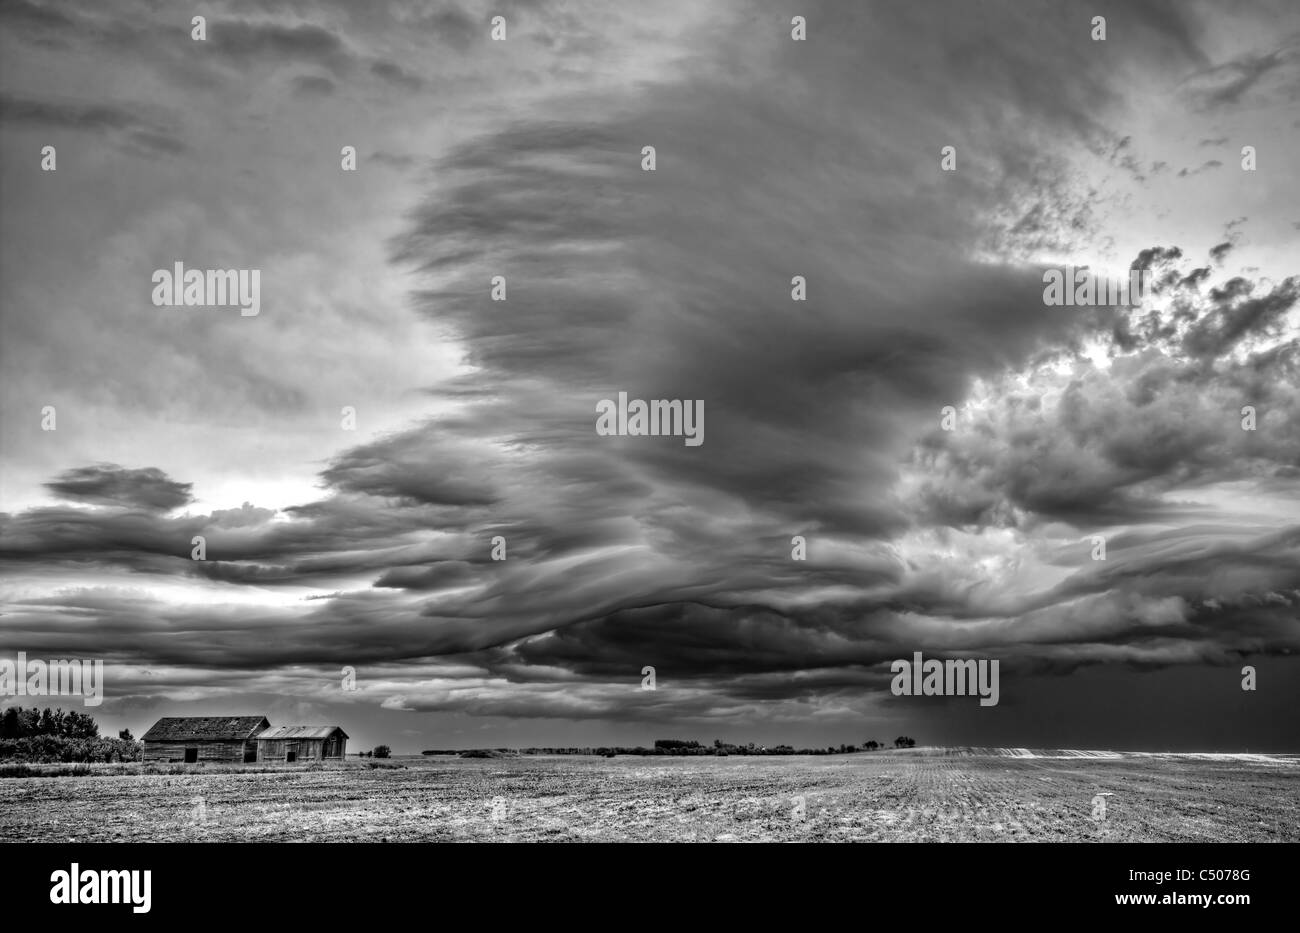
{"left": 2, "top": 749, "right": 1296, "bottom": 842}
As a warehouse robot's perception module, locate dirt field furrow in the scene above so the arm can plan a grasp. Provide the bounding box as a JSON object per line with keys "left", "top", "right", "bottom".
{"left": 2, "top": 749, "right": 1296, "bottom": 842}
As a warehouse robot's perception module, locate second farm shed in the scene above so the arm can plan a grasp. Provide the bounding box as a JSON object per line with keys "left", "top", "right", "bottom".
{"left": 256, "top": 725, "right": 348, "bottom": 762}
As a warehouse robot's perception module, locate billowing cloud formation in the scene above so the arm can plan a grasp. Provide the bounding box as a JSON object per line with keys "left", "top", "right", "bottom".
{"left": 44, "top": 464, "right": 194, "bottom": 512}
{"left": 1, "top": 0, "right": 1298, "bottom": 748}
{"left": 0, "top": 93, "right": 187, "bottom": 156}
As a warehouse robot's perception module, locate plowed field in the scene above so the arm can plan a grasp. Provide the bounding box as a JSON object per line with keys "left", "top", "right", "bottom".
{"left": 3, "top": 749, "right": 1296, "bottom": 842}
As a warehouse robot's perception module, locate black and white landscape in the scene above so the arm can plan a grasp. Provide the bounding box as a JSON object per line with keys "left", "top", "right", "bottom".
{"left": 1, "top": 0, "right": 1298, "bottom": 847}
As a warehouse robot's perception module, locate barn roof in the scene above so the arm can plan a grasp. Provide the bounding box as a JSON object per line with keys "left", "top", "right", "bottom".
{"left": 257, "top": 725, "right": 348, "bottom": 740}
{"left": 141, "top": 716, "right": 270, "bottom": 742}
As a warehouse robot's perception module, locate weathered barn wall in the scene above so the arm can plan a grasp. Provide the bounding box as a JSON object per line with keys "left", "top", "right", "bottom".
{"left": 142, "top": 740, "right": 256, "bottom": 763}
{"left": 257, "top": 734, "right": 346, "bottom": 761}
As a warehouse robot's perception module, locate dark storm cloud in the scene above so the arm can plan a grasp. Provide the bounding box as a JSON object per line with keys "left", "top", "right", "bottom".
{"left": 388, "top": 1, "right": 1150, "bottom": 541}
{"left": 370, "top": 60, "right": 423, "bottom": 90}
{"left": 44, "top": 464, "right": 193, "bottom": 512}
{"left": 499, "top": 567, "right": 1300, "bottom": 686}
{"left": 1051, "top": 525, "right": 1300, "bottom": 610}
{"left": 0, "top": 0, "right": 478, "bottom": 100}
{"left": 0, "top": 590, "right": 429, "bottom": 668}
{"left": 0, "top": 0, "right": 73, "bottom": 39}
{"left": 1209, "top": 278, "right": 1253, "bottom": 303}
{"left": 509, "top": 602, "right": 885, "bottom": 681}
{"left": 379, "top": 676, "right": 751, "bottom": 723}
{"left": 1109, "top": 136, "right": 1147, "bottom": 182}
{"left": 1112, "top": 0, "right": 1210, "bottom": 65}
{"left": 4, "top": 3, "right": 357, "bottom": 91}
{"left": 303, "top": 2, "right": 1285, "bottom": 696}
{"left": 379, "top": 2, "right": 478, "bottom": 50}
{"left": 1177, "top": 159, "right": 1223, "bottom": 178}
{"left": 1130, "top": 246, "right": 1183, "bottom": 271}
{"left": 371, "top": 150, "right": 418, "bottom": 170}
{"left": 205, "top": 20, "right": 353, "bottom": 74}
{"left": 373, "top": 560, "right": 480, "bottom": 590}
{"left": 1183, "top": 277, "right": 1300, "bottom": 358}
{"left": 1182, "top": 43, "right": 1300, "bottom": 109}
{"left": 0, "top": 93, "right": 187, "bottom": 155}
{"left": 320, "top": 432, "right": 500, "bottom": 507}
{"left": 3, "top": 0, "right": 1297, "bottom": 744}
{"left": 1209, "top": 241, "right": 1234, "bottom": 263}
{"left": 291, "top": 74, "right": 336, "bottom": 98}
{"left": 2, "top": 485, "right": 440, "bottom": 584}
{"left": 912, "top": 255, "right": 1300, "bottom": 532}
{"left": 394, "top": 106, "right": 1060, "bottom": 538}
{"left": 0, "top": 505, "right": 202, "bottom": 573}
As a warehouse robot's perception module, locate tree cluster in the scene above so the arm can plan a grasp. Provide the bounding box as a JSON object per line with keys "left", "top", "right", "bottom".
{"left": 0, "top": 706, "right": 99, "bottom": 739}
{"left": 0, "top": 707, "right": 139, "bottom": 763}
{"left": 420, "top": 736, "right": 920, "bottom": 757}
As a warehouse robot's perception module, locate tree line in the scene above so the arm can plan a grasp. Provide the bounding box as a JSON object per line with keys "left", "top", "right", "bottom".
{"left": 1, "top": 706, "right": 100, "bottom": 739}
{"left": 0, "top": 706, "right": 140, "bottom": 764}
{"left": 424, "top": 736, "right": 922, "bottom": 757}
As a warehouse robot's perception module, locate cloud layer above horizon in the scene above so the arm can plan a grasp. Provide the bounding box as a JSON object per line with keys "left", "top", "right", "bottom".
{"left": 2, "top": 0, "right": 1298, "bottom": 749}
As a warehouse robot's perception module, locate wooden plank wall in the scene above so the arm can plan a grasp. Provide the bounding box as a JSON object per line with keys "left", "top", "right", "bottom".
{"left": 259, "top": 738, "right": 328, "bottom": 760}
{"left": 141, "top": 740, "right": 246, "bottom": 763}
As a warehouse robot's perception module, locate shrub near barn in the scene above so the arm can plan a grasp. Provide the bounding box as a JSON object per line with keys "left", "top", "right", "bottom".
{"left": 0, "top": 706, "right": 140, "bottom": 762}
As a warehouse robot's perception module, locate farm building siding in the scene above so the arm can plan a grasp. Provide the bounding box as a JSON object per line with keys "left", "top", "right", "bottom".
{"left": 139, "top": 717, "right": 347, "bottom": 763}
{"left": 140, "top": 716, "right": 270, "bottom": 763}
{"left": 141, "top": 739, "right": 258, "bottom": 763}
{"left": 256, "top": 726, "right": 348, "bottom": 762}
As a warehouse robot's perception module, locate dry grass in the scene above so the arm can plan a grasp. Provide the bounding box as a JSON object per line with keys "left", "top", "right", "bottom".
{"left": 0, "top": 760, "right": 371, "bottom": 779}
{"left": 1, "top": 750, "right": 1295, "bottom": 843}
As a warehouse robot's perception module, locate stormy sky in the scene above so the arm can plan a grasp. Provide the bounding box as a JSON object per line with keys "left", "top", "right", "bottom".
{"left": 1, "top": 0, "right": 1298, "bottom": 752}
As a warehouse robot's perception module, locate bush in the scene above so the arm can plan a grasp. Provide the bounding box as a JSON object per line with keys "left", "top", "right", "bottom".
{"left": 0, "top": 736, "right": 141, "bottom": 764}
{"left": 653, "top": 739, "right": 701, "bottom": 751}
{"left": 0, "top": 763, "right": 92, "bottom": 778}
{"left": 373, "top": 745, "right": 391, "bottom": 759}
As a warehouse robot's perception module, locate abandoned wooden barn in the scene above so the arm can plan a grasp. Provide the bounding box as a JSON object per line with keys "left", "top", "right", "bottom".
{"left": 140, "top": 716, "right": 271, "bottom": 763}
{"left": 256, "top": 725, "right": 348, "bottom": 762}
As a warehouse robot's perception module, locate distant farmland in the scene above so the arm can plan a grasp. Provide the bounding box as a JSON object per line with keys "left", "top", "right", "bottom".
{"left": 2, "top": 749, "right": 1296, "bottom": 843}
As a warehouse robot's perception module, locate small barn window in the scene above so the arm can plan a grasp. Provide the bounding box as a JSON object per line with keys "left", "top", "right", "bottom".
{"left": 184, "top": 748, "right": 198, "bottom": 763}
{"left": 286, "top": 750, "right": 297, "bottom": 763}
